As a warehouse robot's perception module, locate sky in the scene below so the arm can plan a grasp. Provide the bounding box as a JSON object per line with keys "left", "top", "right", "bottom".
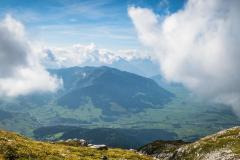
{"left": 0, "top": 0, "right": 186, "bottom": 50}
{"left": 0, "top": 0, "right": 240, "bottom": 116}
{"left": 0, "top": 0, "right": 185, "bottom": 96}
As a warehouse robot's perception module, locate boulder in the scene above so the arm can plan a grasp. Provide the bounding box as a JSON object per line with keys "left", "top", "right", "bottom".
{"left": 101, "top": 155, "right": 108, "bottom": 160}
{"left": 78, "top": 139, "right": 88, "bottom": 146}
{"left": 90, "top": 144, "right": 108, "bottom": 150}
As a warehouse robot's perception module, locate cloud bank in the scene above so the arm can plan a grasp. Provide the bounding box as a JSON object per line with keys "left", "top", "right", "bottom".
{"left": 129, "top": 0, "right": 240, "bottom": 113}
{"left": 0, "top": 15, "right": 61, "bottom": 97}
{"left": 41, "top": 43, "right": 150, "bottom": 68}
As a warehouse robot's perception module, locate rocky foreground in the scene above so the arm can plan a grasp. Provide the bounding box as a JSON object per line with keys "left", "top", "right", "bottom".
{"left": 1, "top": 127, "right": 240, "bottom": 160}
{"left": 139, "top": 126, "right": 240, "bottom": 160}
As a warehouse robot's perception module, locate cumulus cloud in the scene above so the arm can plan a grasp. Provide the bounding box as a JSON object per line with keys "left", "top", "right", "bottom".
{"left": 0, "top": 15, "right": 61, "bottom": 97}
{"left": 41, "top": 43, "right": 150, "bottom": 68}
{"left": 128, "top": 0, "right": 240, "bottom": 114}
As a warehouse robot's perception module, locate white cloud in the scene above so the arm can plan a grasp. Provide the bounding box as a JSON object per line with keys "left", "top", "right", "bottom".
{"left": 41, "top": 43, "right": 150, "bottom": 68}
{"left": 129, "top": 0, "right": 240, "bottom": 114}
{"left": 0, "top": 15, "right": 61, "bottom": 97}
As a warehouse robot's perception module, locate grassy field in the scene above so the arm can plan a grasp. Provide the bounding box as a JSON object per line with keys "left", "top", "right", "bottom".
{"left": 0, "top": 84, "right": 239, "bottom": 142}
{"left": 0, "top": 130, "right": 152, "bottom": 160}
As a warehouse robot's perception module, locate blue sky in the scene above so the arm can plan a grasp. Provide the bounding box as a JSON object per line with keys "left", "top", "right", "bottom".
{"left": 0, "top": 0, "right": 239, "bottom": 104}
{"left": 0, "top": 0, "right": 186, "bottom": 50}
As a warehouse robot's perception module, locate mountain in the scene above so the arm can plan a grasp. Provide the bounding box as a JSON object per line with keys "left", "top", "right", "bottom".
{"left": 138, "top": 140, "right": 189, "bottom": 158}
{"left": 0, "top": 109, "right": 39, "bottom": 136}
{"left": 150, "top": 74, "right": 166, "bottom": 87}
{"left": 50, "top": 66, "right": 174, "bottom": 115}
{"left": 0, "top": 66, "right": 239, "bottom": 143}
{"left": 139, "top": 126, "right": 240, "bottom": 160}
{"left": 0, "top": 129, "right": 152, "bottom": 160}
{"left": 0, "top": 66, "right": 175, "bottom": 127}
{"left": 150, "top": 74, "right": 185, "bottom": 91}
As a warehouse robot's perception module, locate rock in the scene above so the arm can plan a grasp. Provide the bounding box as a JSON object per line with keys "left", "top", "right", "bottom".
{"left": 66, "top": 139, "right": 73, "bottom": 142}
{"left": 56, "top": 138, "right": 88, "bottom": 147}
{"left": 139, "top": 127, "right": 240, "bottom": 160}
{"left": 101, "top": 155, "right": 108, "bottom": 160}
{"left": 90, "top": 144, "right": 108, "bottom": 150}
{"left": 203, "top": 149, "right": 237, "bottom": 160}
{"left": 88, "top": 144, "right": 93, "bottom": 147}
{"left": 138, "top": 140, "right": 188, "bottom": 159}
{"left": 78, "top": 139, "right": 88, "bottom": 146}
